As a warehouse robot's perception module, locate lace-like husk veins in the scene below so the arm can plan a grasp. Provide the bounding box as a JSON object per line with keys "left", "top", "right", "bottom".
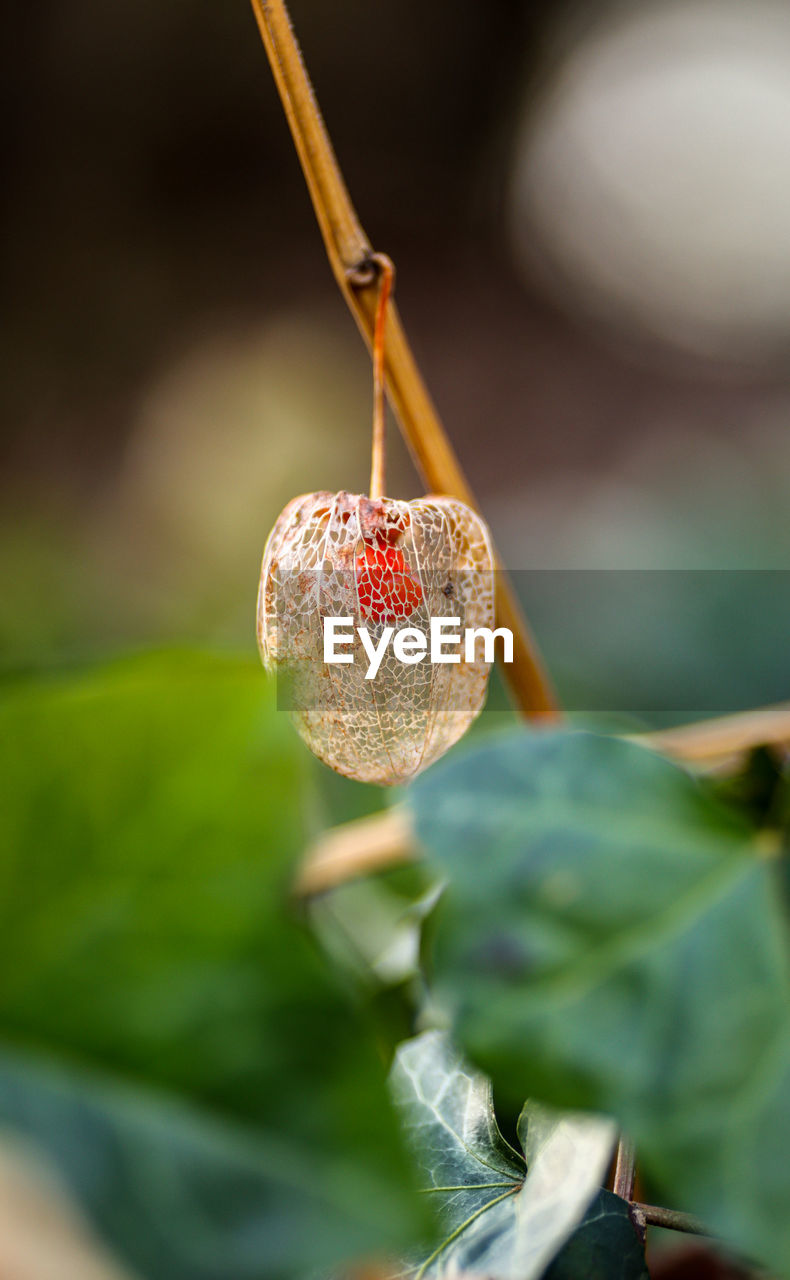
{"left": 257, "top": 491, "right": 495, "bottom": 785}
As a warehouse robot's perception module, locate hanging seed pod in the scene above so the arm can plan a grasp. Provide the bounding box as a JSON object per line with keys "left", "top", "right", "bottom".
{"left": 257, "top": 255, "right": 498, "bottom": 783}
{"left": 257, "top": 489, "right": 495, "bottom": 785}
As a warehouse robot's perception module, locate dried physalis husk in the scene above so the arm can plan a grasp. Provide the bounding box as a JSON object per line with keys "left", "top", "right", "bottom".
{"left": 257, "top": 489, "right": 496, "bottom": 785}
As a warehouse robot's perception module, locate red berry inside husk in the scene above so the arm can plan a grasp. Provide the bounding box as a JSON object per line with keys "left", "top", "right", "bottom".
{"left": 355, "top": 531, "right": 423, "bottom": 622}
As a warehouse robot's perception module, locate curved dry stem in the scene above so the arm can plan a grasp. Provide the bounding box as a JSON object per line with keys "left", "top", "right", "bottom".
{"left": 369, "top": 254, "right": 394, "bottom": 500}
{"left": 296, "top": 808, "right": 413, "bottom": 897}
{"left": 640, "top": 702, "right": 790, "bottom": 764}
{"left": 249, "top": 0, "right": 558, "bottom": 719}
{"left": 297, "top": 700, "right": 790, "bottom": 895}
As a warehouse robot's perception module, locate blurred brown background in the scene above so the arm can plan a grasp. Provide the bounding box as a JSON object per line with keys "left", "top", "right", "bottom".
{"left": 2, "top": 0, "right": 789, "bottom": 703}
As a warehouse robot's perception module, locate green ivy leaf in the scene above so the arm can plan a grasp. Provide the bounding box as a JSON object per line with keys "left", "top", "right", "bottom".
{"left": 390, "top": 1030, "right": 620, "bottom": 1279}
{"left": 410, "top": 729, "right": 790, "bottom": 1277}
{"left": 542, "top": 1191, "right": 648, "bottom": 1280}
{"left": 0, "top": 653, "right": 425, "bottom": 1279}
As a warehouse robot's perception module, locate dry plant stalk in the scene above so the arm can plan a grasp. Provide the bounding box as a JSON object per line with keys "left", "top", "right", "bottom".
{"left": 248, "top": 0, "right": 557, "bottom": 720}
{"left": 643, "top": 702, "right": 790, "bottom": 764}
{"left": 297, "top": 701, "right": 790, "bottom": 895}
{"left": 368, "top": 253, "right": 394, "bottom": 500}
{"left": 296, "top": 808, "right": 413, "bottom": 896}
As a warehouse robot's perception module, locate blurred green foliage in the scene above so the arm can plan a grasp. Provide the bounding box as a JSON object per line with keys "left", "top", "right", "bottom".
{"left": 0, "top": 652, "right": 426, "bottom": 1279}
{"left": 2, "top": 641, "right": 790, "bottom": 1278}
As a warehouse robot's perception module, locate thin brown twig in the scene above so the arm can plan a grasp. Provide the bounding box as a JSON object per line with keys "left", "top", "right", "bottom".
{"left": 369, "top": 254, "right": 394, "bottom": 500}
{"left": 297, "top": 700, "right": 790, "bottom": 895}
{"left": 640, "top": 702, "right": 790, "bottom": 764}
{"left": 633, "top": 1203, "right": 711, "bottom": 1236}
{"left": 248, "top": 0, "right": 558, "bottom": 720}
{"left": 612, "top": 1135, "right": 637, "bottom": 1201}
{"left": 296, "top": 808, "right": 413, "bottom": 897}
